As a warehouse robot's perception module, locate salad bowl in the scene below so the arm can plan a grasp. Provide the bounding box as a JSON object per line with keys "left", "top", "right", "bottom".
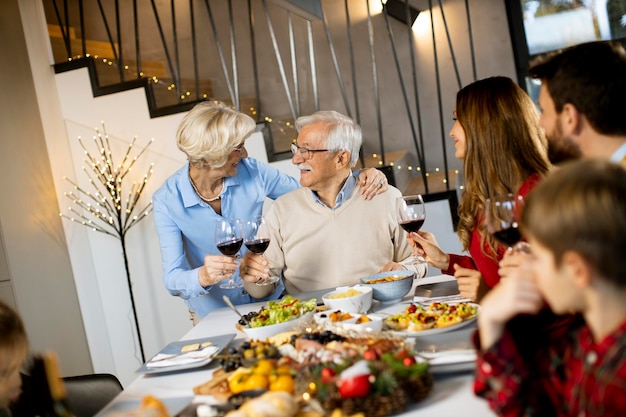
{"left": 237, "top": 296, "right": 316, "bottom": 340}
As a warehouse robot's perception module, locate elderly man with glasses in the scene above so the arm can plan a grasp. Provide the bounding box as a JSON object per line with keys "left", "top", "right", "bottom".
{"left": 240, "top": 110, "right": 427, "bottom": 296}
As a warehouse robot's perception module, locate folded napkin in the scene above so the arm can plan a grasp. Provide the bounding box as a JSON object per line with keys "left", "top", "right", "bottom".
{"left": 146, "top": 345, "right": 220, "bottom": 369}
{"left": 418, "top": 349, "right": 477, "bottom": 365}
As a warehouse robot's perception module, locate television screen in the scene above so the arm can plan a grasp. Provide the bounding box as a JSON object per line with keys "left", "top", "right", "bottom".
{"left": 521, "top": 0, "right": 626, "bottom": 56}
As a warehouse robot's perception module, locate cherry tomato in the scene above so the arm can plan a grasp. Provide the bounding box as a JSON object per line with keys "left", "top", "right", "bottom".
{"left": 338, "top": 374, "right": 370, "bottom": 398}
{"left": 395, "top": 349, "right": 411, "bottom": 359}
{"left": 402, "top": 356, "right": 417, "bottom": 366}
{"left": 321, "top": 367, "right": 336, "bottom": 384}
{"left": 407, "top": 304, "right": 417, "bottom": 314}
{"left": 363, "top": 349, "right": 379, "bottom": 361}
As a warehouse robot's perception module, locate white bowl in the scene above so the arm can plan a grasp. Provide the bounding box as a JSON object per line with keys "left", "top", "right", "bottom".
{"left": 321, "top": 285, "right": 373, "bottom": 314}
{"left": 240, "top": 311, "right": 314, "bottom": 340}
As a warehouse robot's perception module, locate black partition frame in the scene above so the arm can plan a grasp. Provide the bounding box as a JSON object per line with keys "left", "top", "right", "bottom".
{"left": 506, "top": 1, "right": 626, "bottom": 89}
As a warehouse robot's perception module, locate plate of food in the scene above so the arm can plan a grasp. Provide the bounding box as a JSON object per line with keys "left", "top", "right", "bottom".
{"left": 383, "top": 302, "right": 479, "bottom": 337}
{"left": 314, "top": 309, "right": 383, "bottom": 332}
{"left": 137, "top": 334, "right": 235, "bottom": 374}
{"left": 236, "top": 296, "right": 317, "bottom": 340}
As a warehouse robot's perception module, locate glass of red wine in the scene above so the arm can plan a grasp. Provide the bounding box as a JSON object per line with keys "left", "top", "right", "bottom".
{"left": 215, "top": 218, "right": 244, "bottom": 289}
{"left": 243, "top": 215, "right": 277, "bottom": 286}
{"left": 485, "top": 194, "right": 525, "bottom": 251}
{"left": 397, "top": 194, "right": 427, "bottom": 266}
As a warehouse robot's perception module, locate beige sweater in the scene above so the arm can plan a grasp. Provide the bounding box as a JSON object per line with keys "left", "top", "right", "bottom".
{"left": 264, "top": 184, "right": 425, "bottom": 294}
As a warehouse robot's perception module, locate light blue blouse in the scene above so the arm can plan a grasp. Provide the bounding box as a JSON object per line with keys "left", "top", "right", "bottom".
{"left": 152, "top": 158, "right": 299, "bottom": 317}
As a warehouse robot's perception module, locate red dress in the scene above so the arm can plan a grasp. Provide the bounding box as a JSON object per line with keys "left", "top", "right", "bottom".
{"left": 442, "top": 173, "right": 542, "bottom": 288}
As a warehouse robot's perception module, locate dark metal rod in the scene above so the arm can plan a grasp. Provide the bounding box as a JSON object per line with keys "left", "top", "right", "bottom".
{"left": 119, "top": 234, "right": 146, "bottom": 363}
{"left": 64, "top": 0, "right": 71, "bottom": 56}
{"left": 429, "top": 0, "right": 450, "bottom": 190}
{"left": 438, "top": 0, "right": 461, "bottom": 89}
{"left": 229, "top": 0, "right": 240, "bottom": 110}
{"left": 96, "top": 0, "right": 119, "bottom": 63}
{"left": 288, "top": 13, "right": 300, "bottom": 117}
{"left": 133, "top": 0, "right": 142, "bottom": 77}
{"left": 203, "top": 0, "right": 236, "bottom": 107}
{"left": 321, "top": 7, "right": 352, "bottom": 118}
{"left": 262, "top": 0, "right": 296, "bottom": 121}
{"left": 464, "top": 0, "right": 477, "bottom": 81}
{"left": 172, "top": 0, "right": 181, "bottom": 97}
{"left": 79, "top": 0, "right": 86, "bottom": 57}
{"left": 248, "top": 0, "right": 262, "bottom": 119}
{"left": 115, "top": 0, "right": 124, "bottom": 82}
{"left": 190, "top": 0, "right": 200, "bottom": 100}
{"left": 52, "top": 0, "right": 70, "bottom": 57}
{"left": 381, "top": 1, "right": 424, "bottom": 171}
{"left": 366, "top": 0, "right": 385, "bottom": 166}
{"left": 149, "top": 0, "right": 179, "bottom": 101}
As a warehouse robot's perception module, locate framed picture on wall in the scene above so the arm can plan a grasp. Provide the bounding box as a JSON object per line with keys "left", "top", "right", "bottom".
{"left": 506, "top": 0, "right": 626, "bottom": 91}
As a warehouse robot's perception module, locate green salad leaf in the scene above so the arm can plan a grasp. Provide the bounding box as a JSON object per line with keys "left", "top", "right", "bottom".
{"left": 249, "top": 296, "right": 316, "bottom": 328}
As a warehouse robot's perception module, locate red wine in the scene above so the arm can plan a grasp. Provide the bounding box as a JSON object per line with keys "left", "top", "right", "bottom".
{"left": 400, "top": 219, "right": 425, "bottom": 233}
{"left": 492, "top": 227, "right": 522, "bottom": 247}
{"left": 217, "top": 238, "right": 243, "bottom": 256}
{"left": 245, "top": 238, "right": 270, "bottom": 254}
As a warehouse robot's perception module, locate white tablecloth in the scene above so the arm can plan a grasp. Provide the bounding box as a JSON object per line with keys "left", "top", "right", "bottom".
{"left": 96, "top": 275, "right": 496, "bottom": 417}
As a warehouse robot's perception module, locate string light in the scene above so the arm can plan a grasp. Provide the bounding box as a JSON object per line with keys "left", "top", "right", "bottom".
{"left": 59, "top": 122, "right": 154, "bottom": 237}
{"left": 59, "top": 55, "right": 459, "bottom": 190}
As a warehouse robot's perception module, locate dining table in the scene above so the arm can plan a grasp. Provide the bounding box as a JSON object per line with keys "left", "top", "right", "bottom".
{"left": 95, "top": 274, "right": 496, "bottom": 417}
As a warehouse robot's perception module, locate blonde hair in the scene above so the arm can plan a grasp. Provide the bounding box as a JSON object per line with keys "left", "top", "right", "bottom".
{"left": 522, "top": 159, "right": 626, "bottom": 286}
{"left": 456, "top": 76, "right": 550, "bottom": 257}
{"left": 176, "top": 101, "right": 256, "bottom": 168}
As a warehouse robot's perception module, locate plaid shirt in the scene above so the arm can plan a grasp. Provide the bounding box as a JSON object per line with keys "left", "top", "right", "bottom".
{"left": 474, "top": 314, "right": 626, "bottom": 417}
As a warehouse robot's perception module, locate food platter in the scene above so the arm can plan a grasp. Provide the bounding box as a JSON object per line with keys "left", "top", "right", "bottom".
{"left": 137, "top": 334, "right": 235, "bottom": 375}
{"left": 383, "top": 303, "right": 480, "bottom": 337}
{"left": 387, "top": 313, "right": 478, "bottom": 337}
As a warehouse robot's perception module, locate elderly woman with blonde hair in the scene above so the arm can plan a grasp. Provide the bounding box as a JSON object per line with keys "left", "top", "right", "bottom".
{"left": 153, "top": 101, "right": 388, "bottom": 323}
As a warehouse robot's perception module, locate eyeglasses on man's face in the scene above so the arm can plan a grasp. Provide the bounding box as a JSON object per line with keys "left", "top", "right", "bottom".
{"left": 290, "top": 143, "right": 330, "bottom": 160}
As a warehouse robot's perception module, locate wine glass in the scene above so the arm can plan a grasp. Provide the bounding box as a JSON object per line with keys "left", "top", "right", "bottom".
{"left": 215, "top": 218, "right": 244, "bottom": 289}
{"left": 485, "top": 194, "right": 525, "bottom": 251}
{"left": 243, "top": 215, "right": 277, "bottom": 286}
{"left": 396, "top": 194, "right": 427, "bottom": 266}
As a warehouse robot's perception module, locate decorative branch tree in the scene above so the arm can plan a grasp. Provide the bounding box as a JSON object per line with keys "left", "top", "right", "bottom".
{"left": 60, "top": 122, "right": 154, "bottom": 362}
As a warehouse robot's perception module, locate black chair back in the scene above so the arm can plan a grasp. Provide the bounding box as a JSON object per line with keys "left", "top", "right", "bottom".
{"left": 63, "top": 373, "right": 123, "bottom": 417}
